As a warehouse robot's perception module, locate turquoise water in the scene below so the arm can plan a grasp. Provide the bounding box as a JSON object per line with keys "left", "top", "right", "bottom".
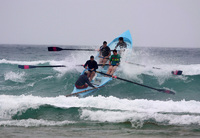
{"left": 1, "top": 44, "right": 200, "bottom": 137}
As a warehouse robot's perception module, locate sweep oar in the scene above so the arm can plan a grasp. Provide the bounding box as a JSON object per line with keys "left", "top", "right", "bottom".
{"left": 18, "top": 64, "right": 109, "bottom": 69}
{"left": 65, "top": 86, "right": 105, "bottom": 97}
{"left": 125, "top": 61, "right": 183, "bottom": 75}
{"left": 96, "top": 71, "right": 175, "bottom": 95}
{"left": 48, "top": 47, "right": 98, "bottom": 51}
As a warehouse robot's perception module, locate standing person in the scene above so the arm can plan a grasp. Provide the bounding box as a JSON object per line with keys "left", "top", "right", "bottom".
{"left": 99, "top": 41, "right": 111, "bottom": 65}
{"left": 106, "top": 49, "right": 121, "bottom": 75}
{"left": 75, "top": 71, "right": 97, "bottom": 89}
{"left": 84, "top": 56, "right": 98, "bottom": 81}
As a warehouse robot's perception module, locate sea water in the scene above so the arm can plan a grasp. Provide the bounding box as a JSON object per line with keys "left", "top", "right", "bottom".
{"left": 0, "top": 44, "right": 200, "bottom": 137}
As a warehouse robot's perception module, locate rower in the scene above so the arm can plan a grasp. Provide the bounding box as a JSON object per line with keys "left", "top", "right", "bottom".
{"left": 75, "top": 71, "right": 97, "bottom": 89}
{"left": 99, "top": 41, "right": 111, "bottom": 65}
{"left": 115, "top": 37, "right": 127, "bottom": 55}
{"left": 106, "top": 49, "right": 121, "bottom": 75}
{"left": 84, "top": 55, "right": 98, "bottom": 81}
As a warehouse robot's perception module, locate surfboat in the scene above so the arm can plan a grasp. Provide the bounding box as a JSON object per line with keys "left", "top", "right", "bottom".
{"left": 71, "top": 30, "right": 133, "bottom": 97}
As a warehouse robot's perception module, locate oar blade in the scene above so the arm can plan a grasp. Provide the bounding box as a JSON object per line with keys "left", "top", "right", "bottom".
{"left": 18, "top": 65, "right": 36, "bottom": 69}
{"left": 158, "top": 89, "right": 175, "bottom": 95}
{"left": 171, "top": 70, "right": 183, "bottom": 75}
{"left": 48, "top": 47, "right": 63, "bottom": 51}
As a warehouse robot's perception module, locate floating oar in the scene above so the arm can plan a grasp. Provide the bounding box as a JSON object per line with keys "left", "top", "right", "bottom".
{"left": 48, "top": 47, "right": 98, "bottom": 52}
{"left": 125, "top": 61, "right": 183, "bottom": 75}
{"left": 65, "top": 86, "right": 105, "bottom": 97}
{"left": 18, "top": 64, "right": 109, "bottom": 69}
{"left": 96, "top": 71, "right": 175, "bottom": 95}
{"left": 18, "top": 65, "right": 66, "bottom": 69}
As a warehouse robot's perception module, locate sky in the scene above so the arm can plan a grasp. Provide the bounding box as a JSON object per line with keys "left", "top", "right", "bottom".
{"left": 0, "top": 0, "right": 200, "bottom": 48}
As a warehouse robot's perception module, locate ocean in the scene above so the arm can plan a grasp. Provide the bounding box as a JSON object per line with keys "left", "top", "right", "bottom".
{"left": 0, "top": 44, "right": 200, "bottom": 138}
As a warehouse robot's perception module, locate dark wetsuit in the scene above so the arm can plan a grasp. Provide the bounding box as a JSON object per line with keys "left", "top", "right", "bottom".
{"left": 84, "top": 60, "right": 98, "bottom": 72}
{"left": 100, "top": 46, "right": 111, "bottom": 57}
{"left": 75, "top": 74, "right": 95, "bottom": 89}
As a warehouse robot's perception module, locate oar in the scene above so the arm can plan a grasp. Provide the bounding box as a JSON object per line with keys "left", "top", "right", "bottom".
{"left": 125, "top": 61, "right": 183, "bottom": 75}
{"left": 65, "top": 86, "right": 105, "bottom": 97}
{"left": 48, "top": 47, "right": 117, "bottom": 52}
{"left": 18, "top": 65, "right": 66, "bottom": 69}
{"left": 48, "top": 47, "right": 98, "bottom": 51}
{"left": 18, "top": 64, "right": 109, "bottom": 69}
{"left": 96, "top": 71, "right": 175, "bottom": 95}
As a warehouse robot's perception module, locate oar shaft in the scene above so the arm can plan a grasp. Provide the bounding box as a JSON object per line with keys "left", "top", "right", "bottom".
{"left": 35, "top": 65, "right": 66, "bottom": 68}
{"left": 48, "top": 47, "right": 97, "bottom": 51}
{"left": 18, "top": 65, "right": 66, "bottom": 69}
{"left": 97, "top": 71, "right": 158, "bottom": 91}
{"left": 63, "top": 48, "right": 96, "bottom": 51}
{"left": 48, "top": 47, "right": 121, "bottom": 52}
{"left": 96, "top": 71, "right": 175, "bottom": 94}
{"left": 18, "top": 64, "right": 108, "bottom": 69}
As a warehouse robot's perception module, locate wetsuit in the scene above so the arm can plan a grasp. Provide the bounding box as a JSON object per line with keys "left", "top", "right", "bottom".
{"left": 110, "top": 54, "right": 121, "bottom": 66}
{"left": 100, "top": 46, "right": 111, "bottom": 57}
{"left": 115, "top": 41, "right": 127, "bottom": 49}
{"left": 75, "top": 74, "right": 95, "bottom": 89}
{"left": 84, "top": 60, "right": 98, "bottom": 72}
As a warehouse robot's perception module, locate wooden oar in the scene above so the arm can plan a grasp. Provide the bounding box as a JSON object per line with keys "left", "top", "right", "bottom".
{"left": 125, "top": 61, "right": 183, "bottom": 75}
{"left": 65, "top": 86, "right": 105, "bottom": 97}
{"left": 96, "top": 71, "right": 175, "bottom": 95}
{"left": 18, "top": 64, "right": 109, "bottom": 69}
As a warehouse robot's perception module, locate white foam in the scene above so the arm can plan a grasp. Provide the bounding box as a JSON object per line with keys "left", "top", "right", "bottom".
{"left": 51, "top": 51, "right": 99, "bottom": 76}
{"left": 0, "top": 95, "right": 200, "bottom": 127}
{"left": 81, "top": 109, "right": 200, "bottom": 127}
{"left": 122, "top": 49, "right": 200, "bottom": 76}
{"left": 4, "top": 71, "right": 26, "bottom": 82}
{"left": 0, "top": 57, "right": 88, "bottom": 77}
{"left": 0, "top": 119, "right": 74, "bottom": 127}
{"left": 0, "top": 59, "right": 49, "bottom": 65}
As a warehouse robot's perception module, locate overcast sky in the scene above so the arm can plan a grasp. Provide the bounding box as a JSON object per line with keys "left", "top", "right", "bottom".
{"left": 0, "top": 0, "right": 200, "bottom": 47}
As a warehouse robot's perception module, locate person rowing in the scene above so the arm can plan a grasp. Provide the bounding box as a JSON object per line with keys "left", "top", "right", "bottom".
{"left": 84, "top": 55, "right": 98, "bottom": 81}
{"left": 99, "top": 41, "right": 111, "bottom": 65}
{"left": 106, "top": 49, "right": 121, "bottom": 75}
{"left": 75, "top": 71, "right": 97, "bottom": 89}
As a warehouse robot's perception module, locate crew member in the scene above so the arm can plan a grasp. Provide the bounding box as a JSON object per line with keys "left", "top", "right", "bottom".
{"left": 106, "top": 49, "right": 121, "bottom": 75}
{"left": 115, "top": 37, "right": 127, "bottom": 49}
{"left": 84, "top": 55, "right": 98, "bottom": 81}
{"left": 115, "top": 37, "right": 127, "bottom": 55}
{"left": 75, "top": 71, "right": 97, "bottom": 89}
{"left": 99, "top": 41, "right": 111, "bottom": 65}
